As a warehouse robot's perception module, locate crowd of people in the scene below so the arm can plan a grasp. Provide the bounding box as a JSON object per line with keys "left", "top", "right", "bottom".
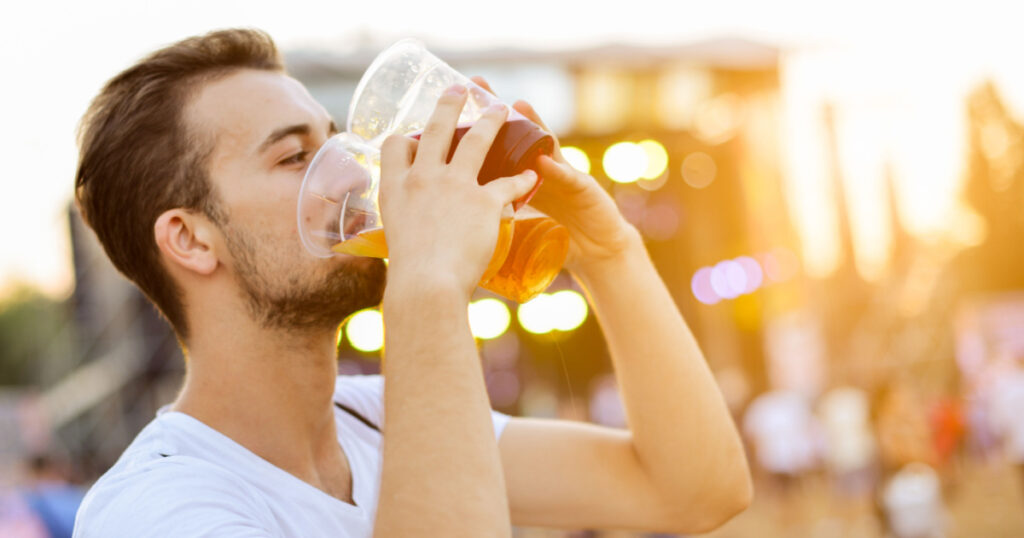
{"left": 739, "top": 365, "right": 1024, "bottom": 537}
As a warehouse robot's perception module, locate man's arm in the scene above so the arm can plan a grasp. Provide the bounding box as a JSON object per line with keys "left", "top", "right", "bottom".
{"left": 372, "top": 87, "right": 538, "bottom": 537}
{"left": 500, "top": 235, "right": 752, "bottom": 534}
{"left": 486, "top": 92, "right": 752, "bottom": 533}
{"left": 378, "top": 278, "right": 509, "bottom": 536}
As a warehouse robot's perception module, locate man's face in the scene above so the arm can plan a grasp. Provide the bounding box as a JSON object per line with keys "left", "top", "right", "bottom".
{"left": 186, "top": 69, "right": 386, "bottom": 331}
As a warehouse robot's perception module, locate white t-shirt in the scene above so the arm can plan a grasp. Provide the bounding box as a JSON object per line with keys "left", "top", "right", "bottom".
{"left": 72, "top": 375, "right": 510, "bottom": 537}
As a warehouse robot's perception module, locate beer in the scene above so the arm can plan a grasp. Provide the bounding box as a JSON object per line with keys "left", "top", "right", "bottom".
{"left": 481, "top": 216, "right": 569, "bottom": 304}
{"left": 331, "top": 215, "right": 568, "bottom": 303}
{"left": 332, "top": 216, "right": 514, "bottom": 285}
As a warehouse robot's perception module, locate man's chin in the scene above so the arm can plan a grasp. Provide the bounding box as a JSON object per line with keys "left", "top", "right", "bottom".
{"left": 245, "top": 256, "right": 388, "bottom": 331}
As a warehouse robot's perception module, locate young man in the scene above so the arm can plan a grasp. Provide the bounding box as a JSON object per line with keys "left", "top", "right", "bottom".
{"left": 72, "top": 29, "right": 751, "bottom": 537}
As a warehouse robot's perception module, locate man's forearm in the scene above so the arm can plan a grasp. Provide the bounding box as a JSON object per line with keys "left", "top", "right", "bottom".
{"left": 374, "top": 274, "right": 510, "bottom": 537}
{"left": 574, "top": 235, "right": 752, "bottom": 522}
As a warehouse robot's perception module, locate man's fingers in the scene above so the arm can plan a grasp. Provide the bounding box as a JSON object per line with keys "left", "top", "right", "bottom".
{"left": 513, "top": 101, "right": 567, "bottom": 165}
{"left": 449, "top": 104, "right": 509, "bottom": 178}
{"left": 416, "top": 85, "right": 468, "bottom": 165}
{"left": 485, "top": 169, "right": 540, "bottom": 208}
{"left": 381, "top": 134, "right": 416, "bottom": 179}
{"left": 511, "top": 100, "right": 548, "bottom": 132}
{"left": 470, "top": 76, "right": 497, "bottom": 96}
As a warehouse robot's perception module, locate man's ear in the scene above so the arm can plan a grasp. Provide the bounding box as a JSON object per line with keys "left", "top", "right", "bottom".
{"left": 154, "top": 209, "right": 219, "bottom": 276}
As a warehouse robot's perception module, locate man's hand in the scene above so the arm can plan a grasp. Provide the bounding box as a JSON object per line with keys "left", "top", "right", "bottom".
{"left": 379, "top": 84, "right": 539, "bottom": 300}
{"left": 471, "top": 77, "right": 642, "bottom": 278}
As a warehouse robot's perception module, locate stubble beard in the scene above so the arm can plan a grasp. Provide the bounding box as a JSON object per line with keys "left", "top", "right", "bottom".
{"left": 223, "top": 222, "right": 387, "bottom": 333}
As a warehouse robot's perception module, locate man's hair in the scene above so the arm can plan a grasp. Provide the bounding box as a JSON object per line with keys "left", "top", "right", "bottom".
{"left": 75, "top": 29, "right": 284, "bottom": 340}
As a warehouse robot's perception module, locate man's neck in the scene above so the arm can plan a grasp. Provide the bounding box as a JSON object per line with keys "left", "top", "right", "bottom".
{"left": 171, "top": 315, "right": 349, "bottom": 497}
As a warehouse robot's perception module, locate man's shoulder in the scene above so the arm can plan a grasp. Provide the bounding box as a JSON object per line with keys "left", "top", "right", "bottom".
{"left": 76, "top": 452, "right": 270, "bottom": 537}
{"left": 74, "top": 416, "right": 272, "bottom": 537}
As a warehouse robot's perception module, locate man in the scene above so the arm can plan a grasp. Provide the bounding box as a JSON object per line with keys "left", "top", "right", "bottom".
{"left": 72, "top": 29, "right": 751, "bottom": 537}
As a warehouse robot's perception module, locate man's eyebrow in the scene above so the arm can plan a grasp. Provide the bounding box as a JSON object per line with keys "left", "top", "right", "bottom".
{"left": 259, "top": 124, "right": 311, "bottom": 153}
{"left": 258, "top": 120, "right": 338, "bottom": 153}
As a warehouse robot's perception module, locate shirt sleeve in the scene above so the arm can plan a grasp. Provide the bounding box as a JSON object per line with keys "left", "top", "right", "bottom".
{"left": 334, "top": 374, "right": 511, "bottom": 439}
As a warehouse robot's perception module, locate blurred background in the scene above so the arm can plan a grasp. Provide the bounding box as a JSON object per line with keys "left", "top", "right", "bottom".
{"left": 3, "top": 1, "right": 1024, "bottom": 536}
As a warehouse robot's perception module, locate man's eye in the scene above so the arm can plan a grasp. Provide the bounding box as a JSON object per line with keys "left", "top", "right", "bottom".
{"left": 279, "top": 151, "right": 310, "bottom": 166}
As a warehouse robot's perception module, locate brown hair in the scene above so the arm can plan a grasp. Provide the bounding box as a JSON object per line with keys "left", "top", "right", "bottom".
{"left": 75, "top": 28, "right": 283, "bottom": 340}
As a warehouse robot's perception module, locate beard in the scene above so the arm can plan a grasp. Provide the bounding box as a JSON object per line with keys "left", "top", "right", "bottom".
{"left": 222, "top": 221, "right": 387, "bottom": 332}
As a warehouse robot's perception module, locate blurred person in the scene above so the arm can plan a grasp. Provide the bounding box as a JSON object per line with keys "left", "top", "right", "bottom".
{"left": 742, "top": 390, "right": 822, "bottom": 491}
{"left": 881, "top": 462, "right": 947, "bottom": 538}
{"left": 819, "top": 387, "right": 877, "bottom": 497}
{"left": 0, "top": 491, "right": 48, "bottom": 538}
{"left": 70, "top": 29, "right": 751, "bottom": 537}
{"left": 987, "top": 354, "right": 1024, "bottom": 492}
{"left": 927, "top": 394, "right": 965, "bottom": 470}
{"left": 872, "top": 381, "right": 943, "bottom": 537}
{"left": 17, "top": 454, "right": 85, "bottom": 538}
{"left": 742, "top": 390, "right": 821, "bottom": 530}
{"left": 818, "top": 387, "right": 880, "bottom": 534}
{"left": 874, "top": 382, "right": 937, "bottom": 473}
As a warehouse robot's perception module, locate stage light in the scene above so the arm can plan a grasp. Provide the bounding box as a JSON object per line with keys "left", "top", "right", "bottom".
{"left": 551, "top": 290, "right": 588, "bottom": 331}
{"left": 346, "top": 308, "right": 384, "bottom": 353}
{"left": 560, "top": 146, "right": 591, "bottom": 175}
{"left": 603, "top": 142, "right": 647, "bottom": 183}
{"left": 468, "top": 298, "right": 511, "bottom": 340}
{"left": 638, "top": 139, "right": 669, "bottom": 180}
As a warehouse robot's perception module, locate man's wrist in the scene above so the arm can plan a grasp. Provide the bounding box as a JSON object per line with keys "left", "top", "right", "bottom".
{"left": 383, "top": 266, "right": 471, "bottom": 310}
{"left": 571, "top": 226, "right": 647, "bottom": 285}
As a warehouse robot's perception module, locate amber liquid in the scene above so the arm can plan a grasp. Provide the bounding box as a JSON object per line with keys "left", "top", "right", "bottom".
{"left": 331, "top": 216, "right": 567, "bottom": 303}
{"left": 480, "top": 217, "right": 569, "bottom": 303}
{"left": 332, "top": 217, "right": 514, "bottom": 285}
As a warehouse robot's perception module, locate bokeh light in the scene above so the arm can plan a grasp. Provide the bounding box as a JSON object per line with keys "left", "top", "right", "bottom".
{"left": 710, "top": 260, "right": 747, "bottom": 299}
{"left": 603, "top": 142, "right": 647, "bottom": 183}
{"left": 692, "top": 254, "right": 773, "bottom": 304}
{"left": 681, "top": 151, "right": 717, "bottom": 188}
{"left": 518, "top": 294, "right": 555, "bottom": 334}
{"left": 638, "top": 139, "right": 669, "bottom": 180}
{"left": 691, "top": 267, "right": 720, "bottom": 305}
{"left": 637, "top": 169, "right": 670, "bottom": 191}
{"left": 550, "top": 290, "right": 589, "bottom": 331}
{"left": 517, "top": 290, "right": 589, "bottom": 334}
{"left": 641, "top": 202, "right": 681, "bottom": 241}
{"left": 560, "top": 146, "right": 591, "bottom": 174}
{"left": 693, "top": 93, "right": 740, "bottom": 145}
{"left": 735, "top": 256, "right": 764, "bottom": 293}
{"left": 346, "top": 308, "right": 384, "bottom": 353}
{"left": 468, "top": 298, "right": 511, "bottom": 340}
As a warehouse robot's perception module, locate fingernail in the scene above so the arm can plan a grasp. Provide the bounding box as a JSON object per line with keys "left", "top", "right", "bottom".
{"left": 524, "top": 169, "right": 537, "bottom": 178}
{"left": 485, "top": 103, "right": 507, "bottom": 115}
{"left": 444, "top": 84, "right": 467, "bottom": 96}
